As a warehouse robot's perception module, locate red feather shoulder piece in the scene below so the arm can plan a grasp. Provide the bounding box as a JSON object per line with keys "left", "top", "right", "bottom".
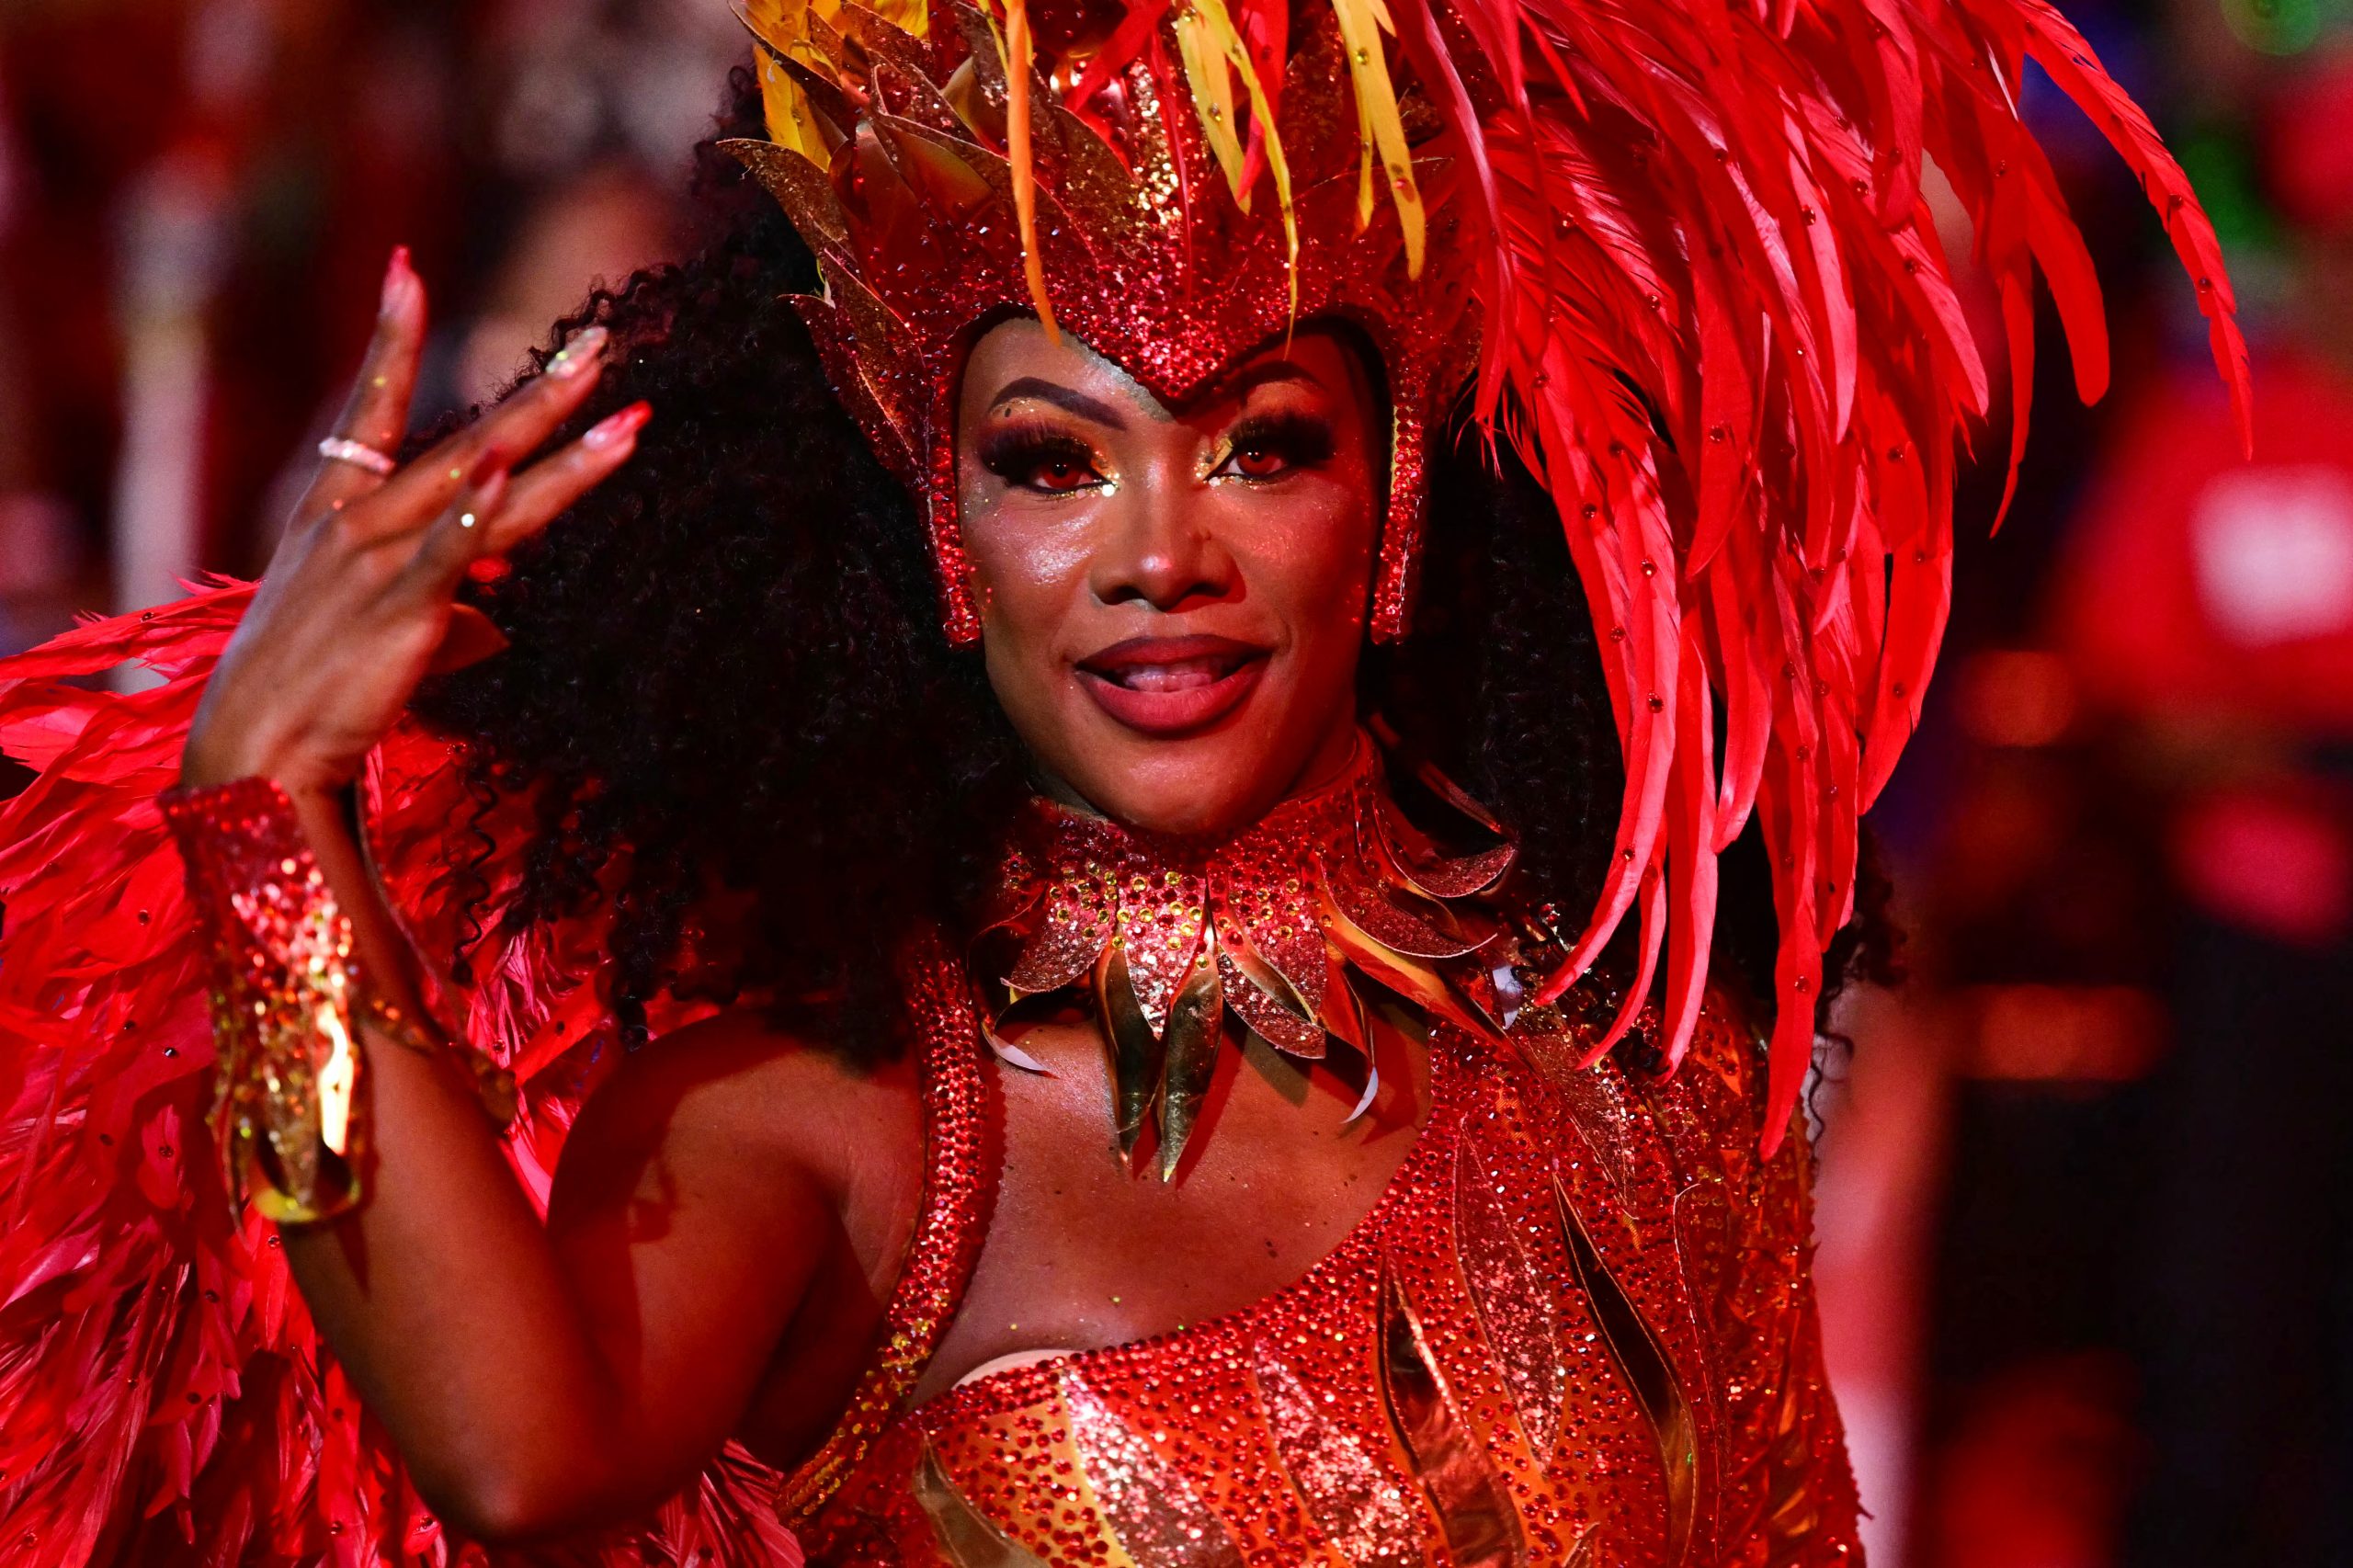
{"left": 0, "top": 588, "right": 798, "bottom": 1565}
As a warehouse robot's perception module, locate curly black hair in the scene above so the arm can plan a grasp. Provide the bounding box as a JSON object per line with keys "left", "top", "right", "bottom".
{"left": 417, "top": 66, "right": 1899, "bottom": 1063}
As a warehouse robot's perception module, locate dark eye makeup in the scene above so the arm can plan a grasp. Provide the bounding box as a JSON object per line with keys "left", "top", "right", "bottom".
{"left": 977, "top": 404, "right": 1338, "bottom": 492}
{"left": 1217, "top": 408, "right": 1338, "bottom": 479}
{"left": 978, "top": 417, "right": 1106, "bottom": 493}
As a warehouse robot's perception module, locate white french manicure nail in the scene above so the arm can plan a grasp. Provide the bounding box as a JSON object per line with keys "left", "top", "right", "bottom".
{"left": 548, "top": 326, "right": 608, "bottom": 379}
{"left": 378, "top": 245, "right": 413, "bottom": 317}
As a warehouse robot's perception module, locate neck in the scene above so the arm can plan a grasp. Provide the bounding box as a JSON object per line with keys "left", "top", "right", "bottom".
{"left": 1026, "top": 719, "right": 1371, "bottom": 841}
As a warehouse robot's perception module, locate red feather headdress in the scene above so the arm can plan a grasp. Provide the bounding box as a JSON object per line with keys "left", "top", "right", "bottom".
{"left": 732, "top": 0, "right": 2247, "bottom": 1146}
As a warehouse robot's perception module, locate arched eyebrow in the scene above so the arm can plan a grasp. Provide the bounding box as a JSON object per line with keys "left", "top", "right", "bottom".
{"left": 988, "top": 377, "right": 1133, "bottom": 428}
{"left": 1230, "top": 360, "right": 1323, "bottom": 397}
{"left": 986, "top": 360, "right": 1322, "bottom": 428}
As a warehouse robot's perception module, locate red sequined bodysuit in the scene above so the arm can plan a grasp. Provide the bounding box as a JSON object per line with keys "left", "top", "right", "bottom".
{"left": 773, "top": 762, "right": 1864, "bottom": 1566}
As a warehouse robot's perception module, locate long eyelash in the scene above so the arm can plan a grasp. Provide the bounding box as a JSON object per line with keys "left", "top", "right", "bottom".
{"left": 1227, "top": 409, "right": 1336, "bottom": 468}
{"left": 977, "top": 418, "right": 1099, "bottom": 484}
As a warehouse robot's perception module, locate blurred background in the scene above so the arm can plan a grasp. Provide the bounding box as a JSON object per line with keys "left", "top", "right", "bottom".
{"left": 1, "top": 0, "right": 2347, "bottom": 1562}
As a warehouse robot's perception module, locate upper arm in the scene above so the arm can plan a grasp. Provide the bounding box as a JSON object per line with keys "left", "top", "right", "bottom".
{"left": 541, "top": 1012, "right": 841, "bottom": 1503}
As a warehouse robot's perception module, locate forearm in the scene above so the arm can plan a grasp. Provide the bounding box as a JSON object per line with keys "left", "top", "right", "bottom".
{"left": 284, "top": 1017, "right": 645, "bottom": 1535}
{"left": 147, "top": 270, "right": 709, "bottom": 1539}
{"left": 166, "top": 778, "right": 660, "bottom": 1539}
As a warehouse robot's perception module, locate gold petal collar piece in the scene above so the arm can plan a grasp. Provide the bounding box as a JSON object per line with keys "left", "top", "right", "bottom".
{"left": 973, "top": 732, "right": 1542, "bottom": 1177}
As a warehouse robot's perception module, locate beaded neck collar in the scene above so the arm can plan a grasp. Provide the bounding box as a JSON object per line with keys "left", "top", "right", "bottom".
{"left": 973, "top": 732, "right": 1577, "bottom": 1177}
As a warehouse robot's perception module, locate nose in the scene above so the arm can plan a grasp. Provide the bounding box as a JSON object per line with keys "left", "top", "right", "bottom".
{"left": 1087, "top": 466, "right": 1237, "bottom": 615}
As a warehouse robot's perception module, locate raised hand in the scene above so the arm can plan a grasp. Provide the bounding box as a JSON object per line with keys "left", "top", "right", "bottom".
{"left": 182, "top": 247, "right": 649, "bottom": 798}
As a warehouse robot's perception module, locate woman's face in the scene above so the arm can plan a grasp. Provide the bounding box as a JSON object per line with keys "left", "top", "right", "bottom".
{"left": 955, "top": 319, "right": 1383, "bottom": 837}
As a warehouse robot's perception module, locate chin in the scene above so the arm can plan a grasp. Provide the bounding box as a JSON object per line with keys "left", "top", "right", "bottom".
{"left": 1062, "top": 719, "right": 1307, "bottom": 841}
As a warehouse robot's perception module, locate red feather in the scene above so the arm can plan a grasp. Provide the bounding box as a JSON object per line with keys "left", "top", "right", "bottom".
{"left": 1998, "top": 0, "right": 2252, "bottom": 445}
{"left": 1659, "top": 623, "right": 1722, "bottom": 1071}
{"left": 0, "top": 596, "right": 802, "bottom": 1564}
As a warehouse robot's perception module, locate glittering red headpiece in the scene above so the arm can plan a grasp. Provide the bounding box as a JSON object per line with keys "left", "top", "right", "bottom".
{"left": 730, "top": 0, "right": 2249, "bottom": 1144}
{"left": 729, "top": 0, "right": 1482, "bottom": 644}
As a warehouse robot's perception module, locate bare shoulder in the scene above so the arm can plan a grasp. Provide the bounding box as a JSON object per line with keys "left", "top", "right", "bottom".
{"left": 550, "top": 1006, "right": 924, "bottom": 1230}
{"left": 538, "top": 1009, "right": 931, "bottom": 1475}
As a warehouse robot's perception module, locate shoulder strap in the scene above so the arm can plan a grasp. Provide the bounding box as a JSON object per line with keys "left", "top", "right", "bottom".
{"left": 778, "top": 928, "right": 996, "bottom": 1526}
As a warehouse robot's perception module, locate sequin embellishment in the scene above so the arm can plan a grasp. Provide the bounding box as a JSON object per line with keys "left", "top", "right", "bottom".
{"left": 1454, "top": 1142, "right": 1566, "bottom": 1460}
{"left": 1556, "top": 1175, "right": 1699, "bottom": 1560}
{"left": 1062, "top": 1371, "right": 1244, "bottom": 1566}
{"left": 789, "top": 997, "right": 1865, "bottom": 1563}
{"left": 781, "top": 937, "right": 995, "bottom": 1526}
{"left": 1251, "top": 1340, "right": 1421, "bottom": 1568}
{"left": 164, "top": 776, "right": 368, "bottom": 1223}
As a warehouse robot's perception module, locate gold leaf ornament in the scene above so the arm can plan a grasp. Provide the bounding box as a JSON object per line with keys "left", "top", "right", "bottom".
{"left": 1376, "top": 1264, "right": 1529, "bottom": 1565}
{"left": 1555, "top": 1176, "right": 1699, "bottom": 1560}
{"left": 913, "top": 1440, "right": 1050, "bottom": 1567}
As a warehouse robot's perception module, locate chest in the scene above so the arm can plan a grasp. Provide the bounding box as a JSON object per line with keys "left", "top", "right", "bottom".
{"left": 802, "top": 1024, "right": 1751, "bottom": 1567}
{"left": 913, "top": 1009, "right": 1432, "bottom": 1403}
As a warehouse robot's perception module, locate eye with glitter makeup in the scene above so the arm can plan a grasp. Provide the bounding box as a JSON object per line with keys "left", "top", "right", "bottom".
{"left": 978, "top": 418, "right": 1109, "bottom": 494}
{"left": 1209, "top": 409, "right": 1338, "bottom": 483}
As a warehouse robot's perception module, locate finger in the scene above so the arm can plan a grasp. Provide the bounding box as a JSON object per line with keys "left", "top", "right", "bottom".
{"left": 478, "top": 402, "right": 652, "bottom": 556}
{"left": 297, "top": 247, "right": 428, "bottom": 526}
{"left": 397, "top": 462, "right": 513, "bottom": 604}
{"left": 370, "top": 324, "right": 610, "bottom": 531}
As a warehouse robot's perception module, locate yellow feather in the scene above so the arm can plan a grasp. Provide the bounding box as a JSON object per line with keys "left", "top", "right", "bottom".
{"left": 864, "top": 0, "right": 930, "bottom": 34}
{"left": 1175, "top": 0, "right": 1300, "bottom": 309}
{"left": 1350, "top": 56, "right": 1376, "bottom": 229}
{"left": 734, "top": 0, "right": 933, "bottom": 163}
{"left": 999, "top": 0, "right": 1063, "bottom": 339}
{"left": 756, "top": 53, "right": 823, "bottom": 160}
{"left": 1324, "top": 0, "right": 1425, "bottom": 275}
{"left": 1173, "top": 4, "right": 1248, "bottom": 205}
{"left": 739, "top": 0, "right": 817, "bottom": 160}
{"left": 733, "top": 0, "right": 795, "bottom": 53}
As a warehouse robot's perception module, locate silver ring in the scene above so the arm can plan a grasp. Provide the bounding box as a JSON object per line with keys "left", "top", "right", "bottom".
{"left": 317, "top": 436, "right": 396, "bottom": 477}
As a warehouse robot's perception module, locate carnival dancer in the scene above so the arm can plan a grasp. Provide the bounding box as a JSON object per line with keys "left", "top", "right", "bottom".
{"left": 0, "top": 0, "right": 2243, "bottom": 1560}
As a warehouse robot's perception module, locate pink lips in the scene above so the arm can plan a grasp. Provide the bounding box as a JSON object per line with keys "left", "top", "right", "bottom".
{"left": 1075, "top": 633, "right": 1270, "bottom": 735}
